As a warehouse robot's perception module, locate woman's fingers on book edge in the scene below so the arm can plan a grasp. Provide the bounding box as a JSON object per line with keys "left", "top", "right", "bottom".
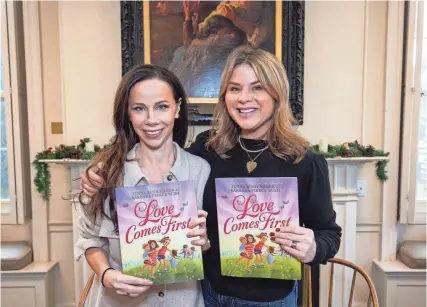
{"left": 190, "top": 238, "right": 207, "bottom": 246}
{"left": 119, "top": 274, "right": 153, "bottom": 286}
{"left": 189, "top": 217, "right": 206, "bottom": 229}
{"left": 197, "top": 209, "right": 208, "bottom": 218}
{"left": 115, "top": 283, "right": 151, "bottom": 296}
{"left": 186, "top": 228, "right": 205, "bottom": 238}
{"left": 273, "top": 237, "right": 292, "bottom": 248}
{"left": 116, "top": 290, "right": 128, "bottom": 296}
{"left": 275, "top": 226, "right": 306, "bottom": 235}
{"left": 273, "top": 232, "right": 300, "bottom": 242}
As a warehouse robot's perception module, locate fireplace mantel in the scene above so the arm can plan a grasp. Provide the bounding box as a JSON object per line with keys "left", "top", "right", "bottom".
{"left": 41, "top": 157, "right": 388, "bottom": 306}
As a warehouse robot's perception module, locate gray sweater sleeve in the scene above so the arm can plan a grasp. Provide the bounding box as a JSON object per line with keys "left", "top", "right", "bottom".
{"left": 194, "top": 158, "right": 211, "bottom": 210}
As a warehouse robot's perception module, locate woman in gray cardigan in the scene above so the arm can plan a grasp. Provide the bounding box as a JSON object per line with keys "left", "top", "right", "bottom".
{"left": 76, "top": 64, "right": 211, "bottom": 306}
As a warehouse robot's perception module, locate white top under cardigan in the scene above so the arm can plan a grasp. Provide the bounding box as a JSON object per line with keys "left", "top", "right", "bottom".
{"left": 74, "top": 142, "right": 211, "bottom": 307}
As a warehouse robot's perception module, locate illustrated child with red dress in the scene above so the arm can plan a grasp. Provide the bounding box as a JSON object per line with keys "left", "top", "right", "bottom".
{"left": 157, "top": 236, "right": 172, "bottom": 272}
{"left": 254, "top": 232, "right": 269, "bottom": 267}
{"left": 140, "top": 240, "right": 159, "bottom": 278}
{"left": 236, "top": 234, "right": 256, "bottom": 272}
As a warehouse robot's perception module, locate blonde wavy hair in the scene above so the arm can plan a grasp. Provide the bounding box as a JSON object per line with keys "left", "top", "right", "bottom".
{"left": 207, "top": 45, "right": 309, "bottom": 161}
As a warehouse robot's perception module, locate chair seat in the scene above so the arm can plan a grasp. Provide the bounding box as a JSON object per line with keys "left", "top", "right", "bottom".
{"left": 1, "top": 241, "right": 33, "bottom": 270}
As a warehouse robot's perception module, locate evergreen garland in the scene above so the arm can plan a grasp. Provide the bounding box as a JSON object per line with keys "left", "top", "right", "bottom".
{"left": 308, "top": 140, "right": 390, "bottom": 182}
{"left": 33, "top": 139, "right": 390, "bottom": 201}
{"left": 32, "top": 138, "right": 106, "bottom": 201}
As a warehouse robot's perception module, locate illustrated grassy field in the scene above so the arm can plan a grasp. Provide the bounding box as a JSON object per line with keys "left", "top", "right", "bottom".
{"left": 123, "top": 258, "right": 204, "bottom": 285}
{"left": 220, "top": 256, "right": 301, "bottom": 280}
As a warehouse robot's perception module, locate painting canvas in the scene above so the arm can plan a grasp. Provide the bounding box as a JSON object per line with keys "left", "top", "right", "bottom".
{"left": 121, "top": 0, "right": 304, "bottom": 123}
{"left": 148, "top": 1, "right": 276, "bottom": 99}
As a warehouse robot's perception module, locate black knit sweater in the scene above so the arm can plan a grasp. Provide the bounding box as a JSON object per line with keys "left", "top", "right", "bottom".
{"left": 187, "top": 131, "right": 342, "bottom": 302}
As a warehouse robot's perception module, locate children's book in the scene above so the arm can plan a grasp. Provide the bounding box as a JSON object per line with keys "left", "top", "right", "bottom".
{"left": 215, "top": 177, "right": 301, "bottom": 280}
{"left": 115, "top": 180, "right": 204, "bottom": 285}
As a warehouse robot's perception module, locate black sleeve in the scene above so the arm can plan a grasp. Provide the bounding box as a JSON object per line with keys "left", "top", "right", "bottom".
{"left": 300, "top": 153, "right": 342, "bottom": 266}
{"left": 186, "top": 130, "right": 211, "bottom": 158}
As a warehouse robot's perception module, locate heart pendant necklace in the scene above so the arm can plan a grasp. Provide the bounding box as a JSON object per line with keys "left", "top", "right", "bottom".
{"left": 245, "top": 150, "right": 266, "bottom": 173}
{"left": 246, "top": 161, "right": 257, "bottom": 173}
{"left": 238, "top": 136, "right": 268, "bottom": 173}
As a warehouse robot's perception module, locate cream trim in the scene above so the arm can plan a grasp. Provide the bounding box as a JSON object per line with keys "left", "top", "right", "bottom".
{"left": 22, "top": 1, "right": 49, "bottom": 261}
{"left": 380, "top": 0, "right": 405, "bottom": 261}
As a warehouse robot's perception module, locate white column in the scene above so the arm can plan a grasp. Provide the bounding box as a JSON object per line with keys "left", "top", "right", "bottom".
{"left": 69, "top": 163, "right": 92, "bottom": 302}
{"left": 319, "top": 158, "right": 385, "bottom": 307}
{"left": 40, "top": 160, "right": 92, "bottom": 303}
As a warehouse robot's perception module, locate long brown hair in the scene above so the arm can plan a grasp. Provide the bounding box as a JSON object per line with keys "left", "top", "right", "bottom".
{"left": 80, "top": 64, "right": 189, "bottom": 231}
{"left": 207, "top": 45, "right": 308, "bottom": 161}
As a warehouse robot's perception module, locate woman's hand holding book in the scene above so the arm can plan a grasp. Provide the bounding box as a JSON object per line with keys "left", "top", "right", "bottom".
{"left": 102, "top": 269, "right": 153, "bottom": 298}
{"left": 271, "top": 226, "right": 317, "bottom": 263}
{"left": 186, "top": 210, "right": 210, "bottom": 252}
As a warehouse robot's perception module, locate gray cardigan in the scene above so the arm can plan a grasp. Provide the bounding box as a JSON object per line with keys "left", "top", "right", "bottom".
{"left": 75, "top": 143, "right": 210, "bottom": 307}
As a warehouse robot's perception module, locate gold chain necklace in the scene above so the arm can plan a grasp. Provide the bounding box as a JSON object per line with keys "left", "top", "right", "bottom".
{"left": 238, "top": 138, "right": 268, "bottom": 173}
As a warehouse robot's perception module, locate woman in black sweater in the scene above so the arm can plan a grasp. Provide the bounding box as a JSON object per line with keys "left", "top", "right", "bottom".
{"left": 81, "top": 46, "right": 341, "bottom": 306}
{"left": 186, "top": 46, "right": 341, "bottom": 306}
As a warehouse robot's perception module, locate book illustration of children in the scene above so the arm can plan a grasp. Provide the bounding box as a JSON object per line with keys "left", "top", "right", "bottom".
{"left": 238, "top": 236, "right": 248, "bottom": 257}
{"left": 236, "top": 236, "right": 249, "bottom": 264}
{"left": 283, "top": 249, "right": 291, "bottom": 258}
{"left": 179, "top": 244, "right": 188, "bottom": 258}
{"left": 187, "top": 246, "right": 195, "bottom": 259}
{"left": 267, "top": 246, "right": 276, "bottom": 268}
{"left": 236, "top": 234, "right": 256, "bottom": 272}
{"left": 253, "top": 232, "right": 269, "bottom": 267}
{"left": 167, "top": 249, "right": 180, "bottom": 273}
{"left": 140, "top": 240, "right": 159, "bottom": 278}
{"left": 142, "top": 243, "right": 150, "bottom": 263}
{"left": 157, "top": 236, "right": 172, "bottom": 272}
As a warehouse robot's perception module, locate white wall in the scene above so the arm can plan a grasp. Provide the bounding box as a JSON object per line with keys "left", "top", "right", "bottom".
{"left": 10, "top": 1, "right": 424, "bottom": 306}
{"left": 59, "top": 1, "right": 120, "bottom": 145}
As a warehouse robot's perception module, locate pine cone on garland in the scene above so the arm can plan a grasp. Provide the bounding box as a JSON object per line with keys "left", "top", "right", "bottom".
{"left": 364, "top": 145, "right": 376, "bottom": 157}
{"left": 341, "top": 149, "right": 356, "bottom": 157}
{"left": 70, "top": 151, "right": 82, "bottom": 160}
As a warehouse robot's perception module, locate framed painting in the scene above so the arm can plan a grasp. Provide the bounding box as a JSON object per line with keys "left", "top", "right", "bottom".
{"left": 121, "top": 1, "right": 304, "bottom": 123}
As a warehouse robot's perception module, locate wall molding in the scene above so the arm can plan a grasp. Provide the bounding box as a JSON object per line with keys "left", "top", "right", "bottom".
{"left": 380, "top": 0, "right": 405, "bottom": 261}
{"left": 356, "top": 222, "right": 382, "bottom": 233}
{"left": 48, "top": 221, "right": 73, "bottom": 233}
{"left": 22, "top": 1, "right": 48, "bottom": 262}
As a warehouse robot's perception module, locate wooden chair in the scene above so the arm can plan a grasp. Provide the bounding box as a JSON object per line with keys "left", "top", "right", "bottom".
{"left": 78, "top": 271, "right": 95, "bottom": 307}
{"left": 304, "top": 258, "right": 379, "bottom": 307}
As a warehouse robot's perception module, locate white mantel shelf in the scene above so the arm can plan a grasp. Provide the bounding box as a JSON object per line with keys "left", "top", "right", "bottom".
{"left": 39, "top": 156, "right": 389, "bottom": 165}
{"left": 326, "top": 156, "right": 388, "bottom": 163}
{"left": 43, "top": 156, "right": 387, "bottom": 307}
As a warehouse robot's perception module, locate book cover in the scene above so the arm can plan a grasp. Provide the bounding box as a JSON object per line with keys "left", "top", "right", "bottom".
{"left": 215, "top": 177, "right": 301, "bottom": 280}
{"left": 115, "top": 180, "right": 204, "bottom": 285}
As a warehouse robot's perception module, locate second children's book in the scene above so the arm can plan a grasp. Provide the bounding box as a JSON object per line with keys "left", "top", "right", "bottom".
{"left": 215, "top": 177, "right": 301, "bottom": 280}
{"left": 115, "top": 181, "right": 204, "bottom": 285}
